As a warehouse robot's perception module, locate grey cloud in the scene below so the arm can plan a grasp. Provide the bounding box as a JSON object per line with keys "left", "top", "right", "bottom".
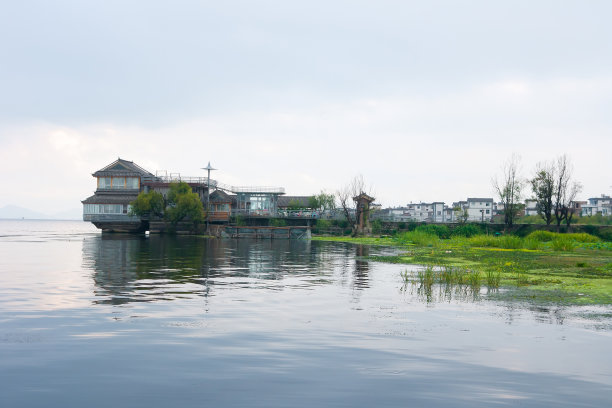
{"left": 1, "top": 1, "right": 611, "bottom": 125}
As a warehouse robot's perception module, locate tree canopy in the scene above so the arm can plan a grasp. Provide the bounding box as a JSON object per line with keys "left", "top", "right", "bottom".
{"left": 308, "top": 191, "right": 336, "bottom": 210}
{"left": 129, "top": 190, "right": 165, "bottom": 217}
{"left": 130, "top": 182, "right": 205, "bottom": 226}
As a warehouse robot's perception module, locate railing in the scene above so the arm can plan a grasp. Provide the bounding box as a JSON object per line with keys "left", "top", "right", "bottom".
{"left": 83, "top": 214, "right": 142, "bottom": 222}
{"left": 153, "top": 176, "right": 216, "bottom": 185}
{"left": 146, "top": 176, "right": 284, "bottom": 194}
{"left": 227, "top": 209, "right": 338, "bottom": 219}
{"left": 231, "top": 186, "right": 285, "bottom": 194}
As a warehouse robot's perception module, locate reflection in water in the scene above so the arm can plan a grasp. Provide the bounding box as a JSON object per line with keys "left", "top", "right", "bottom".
{"left": 403, "top": 280, "right": 495, "bottom": 304}
{"left": 83, "top": 236, "right": 377, "bottom": 305}
{"left": 354, "top": 244, "right": 369, "bottom": 289}
{"left": 3, "top": 221, "right": 612, "bottom": 408}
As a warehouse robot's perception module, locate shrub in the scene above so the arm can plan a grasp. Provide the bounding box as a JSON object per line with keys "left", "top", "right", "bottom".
{"left": 526, "top": 230, "right": 557, "bottom": 242}
{"left": 551, "top": 237, "right": 575, "bottom": 252}
{"left": 269, "top": 218, "right": 287, "bottom": 227}
{"left": 565, "top": 233, "right": 600, "bottom": 243}
{"left": 498, "top": 235, "right": 523, "bottom": 249}
{"left": 415, "top": 224, "right": 450, "bottom": 239}
{"left": 371, "top": 219, "right": 383, "bottom": 235}
{"left": 451, "top": 223, "right": 482, "bottom": 238}
{"left": 524, "top": 237, "right": 542, "bottom": 250}
{"left": 316, "top": 219, "right": 331, "bottom": 229}
{"left": 336, "top": 220, "right": 349, "bottom": 229}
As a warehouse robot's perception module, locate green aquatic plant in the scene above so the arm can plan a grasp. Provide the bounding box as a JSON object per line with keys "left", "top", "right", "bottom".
{"left": 417, "top": 265, "right": 436, "bottom": 287}
{"left": 466, "top": 270, "right": 482, "bottom": 288}
{"left": 485, "top": 270, "right": 501, "bottom": 288}
{"left": 395, "top": 231, "right": 440, "bottom": 247}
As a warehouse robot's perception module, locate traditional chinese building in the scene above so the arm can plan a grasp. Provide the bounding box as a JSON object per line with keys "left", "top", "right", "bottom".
{"left": 82, "top": 158, "right": 156, "bottom": 232}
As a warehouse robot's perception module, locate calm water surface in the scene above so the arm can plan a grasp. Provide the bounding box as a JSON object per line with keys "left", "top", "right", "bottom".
{"left": 1, "top": 220, "right": 611, "bottom": 407}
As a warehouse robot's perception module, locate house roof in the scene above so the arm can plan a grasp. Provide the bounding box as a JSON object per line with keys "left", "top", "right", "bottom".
{"left": 278, "top": 196, "right": 313, "bottom": 208}
{"left": 82, "top": 194, "right": 139, "bottom": 204}
{"left": 93, "top": 158, "right": 156, "bottom": 178}
{"left": 353, "top": 193, "right": 375, "bottom": 203}
{"left": 467, "top": 197, "right": 494, "bottom": 202}
{"left": 210, "top": 189, "right": 235, "bottom": 203}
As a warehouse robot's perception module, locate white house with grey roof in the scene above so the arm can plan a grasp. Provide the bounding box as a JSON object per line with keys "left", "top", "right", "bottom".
{"left": 581, "top": 195, "right": 612, "bottom": 217}
{"left": 466, "top": 198, "right": 494, "bottom": 222}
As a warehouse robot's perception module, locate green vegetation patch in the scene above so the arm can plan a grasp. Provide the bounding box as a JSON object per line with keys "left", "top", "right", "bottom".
{"left": 314, "top": 232, "right": 612, "bottom": 305}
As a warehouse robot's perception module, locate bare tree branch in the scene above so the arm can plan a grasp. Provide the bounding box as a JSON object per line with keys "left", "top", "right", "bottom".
{"left": 492, "top": 154, "right": 524, "bottom": 230}
{"left": 336, "top": 174, "right": 372, "bottom": 233}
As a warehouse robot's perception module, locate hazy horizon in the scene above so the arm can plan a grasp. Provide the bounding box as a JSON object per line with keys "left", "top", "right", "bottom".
{"left": 1, "top": 1, "right": 610, "bottom": 215}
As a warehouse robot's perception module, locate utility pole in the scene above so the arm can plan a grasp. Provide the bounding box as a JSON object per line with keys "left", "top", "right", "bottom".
{"left": 201, "top": 162, "right": 216, "bottom": 232}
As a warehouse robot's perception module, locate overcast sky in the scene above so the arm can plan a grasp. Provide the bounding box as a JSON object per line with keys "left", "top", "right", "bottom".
{"left": 1, "top": 0, "right": 610, "bottom": 214}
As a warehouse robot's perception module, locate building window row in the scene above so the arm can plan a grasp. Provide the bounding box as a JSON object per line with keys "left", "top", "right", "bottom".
{"left": 83, "top": 204, "right": 130, "bottom": 214}
{"left": 97, "top": 177, "right": 139, "bottom": 189}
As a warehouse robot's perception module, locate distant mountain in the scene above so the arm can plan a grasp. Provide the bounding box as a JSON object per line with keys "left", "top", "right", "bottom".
{"left": 51, "top": 208, "right": 82, "bottom": 220}
{"left": 0, "top": 205, "right": 81, "bottom": 220}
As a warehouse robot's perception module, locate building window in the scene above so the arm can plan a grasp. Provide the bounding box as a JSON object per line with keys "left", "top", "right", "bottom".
{"left": 98, "top": 177, "right": 111, "bottom": 189}
{"left": 112, "top": 177, "right": 125, "bottom": 189}
{"left": 83, "top": 204, "right": 124, "bottom": 214}
{"left": 126, "top": 177, "right": 139, "bottom": 189}
{"left": 486, "top": 209, "right": 490, "bottom": 214}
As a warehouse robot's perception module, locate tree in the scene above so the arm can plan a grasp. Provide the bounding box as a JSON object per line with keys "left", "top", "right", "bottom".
{"left": 492, "top": 154, "right": 524, "bottom": 230}
{"left": 129, "top": 191, "right": 165, "bottom": 217}
{"left": 308, "top": 191, "right": 336, "bottom": 211}
{"left": 336, "top": 175, "right": 372, "bottom": 233}
{"left": 453, "top": 206, "right": 469, "bottom": 224}
{"left": 165, "top": 182, "right": 206, "bottom": 225}
{"left": 167, "top": 181, "right": 192, "bottom": 205}
{"left": 288, "top": 199, "right": 302, "bottom": 210}
{"left": 530, "top": 161, "right": 555, "bottom": 225}
{"left": 553, "top": 155, "right": 582, "bottom": 231}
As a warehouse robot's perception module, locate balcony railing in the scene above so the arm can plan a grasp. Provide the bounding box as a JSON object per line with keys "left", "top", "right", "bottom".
{"left": 83, "top": 214, "right": 142, "bottom": 222}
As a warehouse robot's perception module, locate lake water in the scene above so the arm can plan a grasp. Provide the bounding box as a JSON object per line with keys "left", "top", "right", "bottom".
{"left": 1, "top": 220, "right": 611, "bottom": 407}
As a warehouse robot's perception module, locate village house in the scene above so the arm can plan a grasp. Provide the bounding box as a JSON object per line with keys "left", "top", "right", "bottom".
{"left": 524, "top": 199, "right": 538, "bottom": 217}
{"left": 581, "top": 195, "right": 612, "bottom": 217}
{"left": 466, "top": 198, "right": 494, "bottom": 222}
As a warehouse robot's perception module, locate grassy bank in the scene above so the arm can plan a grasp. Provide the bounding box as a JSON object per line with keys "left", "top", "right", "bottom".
{"left": 313, "top": 231, "right": 612, "bottom": 305}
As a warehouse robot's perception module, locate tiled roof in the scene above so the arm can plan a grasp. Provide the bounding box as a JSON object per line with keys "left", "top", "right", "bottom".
{"left": 81, "top": 194, "right": 139, "bottom": 204}
{"left": 467, "top": 197, "right": 494, "bottom": 202}
{"left": 93, "top": 158, "right": 155, "bottom": 177}
{"left": 210, "top": 190, "right": 235, "bottom": 203}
